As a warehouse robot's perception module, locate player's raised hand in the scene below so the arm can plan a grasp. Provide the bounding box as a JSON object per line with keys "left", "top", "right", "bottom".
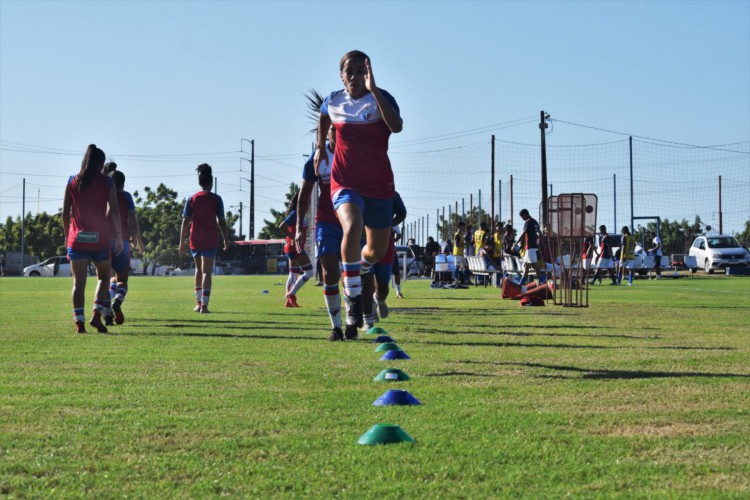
{"left": 364, "top": 58, "right": 377, "bottom": 92}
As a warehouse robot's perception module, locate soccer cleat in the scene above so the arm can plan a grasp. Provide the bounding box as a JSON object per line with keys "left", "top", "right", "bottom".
{"left": 345, "top": 294, "right": 364, "bottom": 328}
{"left": 396, "top": 293, "right": 405, "bottom": 299}
{"left": 287, "top": 294, "right": 300, "bottom": 308}
{"left": 112, "top": 300, "right": 125, "bottom": 325}
{"left": 200, "top": 306, "right": 211, "bottom": 314}
{"left": 344, "top": 324, "right": 359, "bottom": 340}
{"left": 363, "top": 323, "right": 374, "bottom": 332}
{"left": 75, "top": 321, "right": 87, "bottom": 334}
{"left": 89, "top": 312, "right": 108, "bottom": 334}
{"left": 328, "top": 327, "right": 344, "bottom": 341}
{"left": 104, "top": 315, "right": 114, "bottom": 326}
{"left": 374, "top": 294, "right": 389, "bottom": 319}
{"left": 193, "top": 303, "right": 201, "bottom": 312}
{"left": 285, "top": 297, "right": 294, "bottom": 308}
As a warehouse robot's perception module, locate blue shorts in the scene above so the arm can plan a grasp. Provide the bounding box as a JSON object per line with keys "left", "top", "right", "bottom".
{"left": 67, "top": 246, "right": 110, "bottom": 262}
{"left": 372, "top": 262, "right": 392, "bottom": 285}
{"left": 111, "top": 241, "right": 131, "bottom": 274}
{"left": 332, "top": 189, "right": 394, "bottom": 230}
{"left": 191, "top": 248, "right": 218, "bottom": 258}
{"left": 316, "top": 221, "right": 343, "bottom": 256}
{"left": 391, "top": 256, "right": 401, "bottom": 274}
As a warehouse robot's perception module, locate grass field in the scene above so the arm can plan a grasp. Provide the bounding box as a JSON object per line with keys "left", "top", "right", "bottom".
{"left": 1, "top": 274, "right": 749, "bottom": 497}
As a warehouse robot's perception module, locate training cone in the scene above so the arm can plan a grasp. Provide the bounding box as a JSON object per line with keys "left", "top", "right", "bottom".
{"left": 261, "top": 290, "right": 269, "bottom": 294}
{"left": 372, "top": 335, "right": 395, "bottom": 344}
{"left": 373, "top": 368, "right": 411, "bottom": 382}
{"left": 375, "top": 342, "right": 402, "bottom": 353}
{"left": 357, "top": 424, "right": 416, "bottom": 445}
{"left": 380, "top": 350, "right": 411, "bottom": 361}
{"left": 372, "top": 389, "right": 422, "bottom": 406}
{"left": 367, "top": 327, "right": 388, "bottom": 335}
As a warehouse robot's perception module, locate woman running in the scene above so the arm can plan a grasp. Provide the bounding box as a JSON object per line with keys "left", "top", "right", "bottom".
{"left": 313, "top": 50, "right": 403, "bottom": 337}
{"left": 279, "top": 191, "right": 313, "bottom": 308}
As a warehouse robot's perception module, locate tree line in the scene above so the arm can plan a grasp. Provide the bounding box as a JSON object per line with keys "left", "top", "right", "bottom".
{"left": 0, "top": 183, "right": 239, "bottom": 274}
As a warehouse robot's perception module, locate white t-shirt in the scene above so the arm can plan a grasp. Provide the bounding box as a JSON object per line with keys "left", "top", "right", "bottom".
{"left": 653, "top": 236, "right": 662, "bottom": 257}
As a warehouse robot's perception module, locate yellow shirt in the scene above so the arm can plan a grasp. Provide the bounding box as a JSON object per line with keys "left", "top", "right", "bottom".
{"left": 453, "top": 231, "right": 464, "bottom": 256}
{"left": 621, "top": 234, "right": 636, "bottom": 260}
{"left": 493, "top": 233, "right": 502, "bottom": 258}
{"left": 473, "top": 229, "right": 486, "bottom": 251}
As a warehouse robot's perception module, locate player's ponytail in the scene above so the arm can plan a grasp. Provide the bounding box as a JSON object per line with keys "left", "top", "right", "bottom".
{"left": 77, "top": 144, "right": 106, "bottom": 191}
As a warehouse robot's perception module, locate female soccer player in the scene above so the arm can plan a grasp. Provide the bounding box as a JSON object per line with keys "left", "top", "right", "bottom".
{"left": 104, "top": 170, "right": 146, "bottom": 326}
{"left": 313, "top": 50, "right": 403, "bottom": 336}
{"left": 279, "top": 191, "right": 313, "bottom": 308}
{"left": 179, "top": 164, "right": 230, "bottom": 313}
{"left": 297, "top": 113, "right": 345, "bottom": 340}
{"left": 62, "top": 144, "right": 123, "bottom": 333}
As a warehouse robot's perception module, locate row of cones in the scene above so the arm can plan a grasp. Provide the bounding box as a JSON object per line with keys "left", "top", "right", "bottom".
{"left": 357, "top": 326, "right": 419, "bottom": 445}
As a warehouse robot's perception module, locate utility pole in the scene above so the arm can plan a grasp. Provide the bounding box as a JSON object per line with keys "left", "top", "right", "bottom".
{"left": 21, "top": 179, "right": 26, "bottom": 270}
{"left": 241, "top": 139, "right": 255, "bottom": 239}
{"left": 540, "top": 111, "right": 550, "bottom": 227}
{"left": 491, "top": 134, "right": 495, "bottom": 233}
{"left": 239, "top": 201, "right": 243, "bottom": 240}
{"left": 719, "top": 175, "right": 723, "bottom": 234}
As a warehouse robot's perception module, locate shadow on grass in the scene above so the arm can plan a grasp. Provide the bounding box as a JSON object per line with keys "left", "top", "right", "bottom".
{"left": 460, "top": 360, "right": 750, "bottom": 379}
{"left": 424, "top": 371, "right": 496, "bottom": 378}
{"left": 413, "top": 339, "right": 733, "bottom": 351}
{"left": 409, "top": 328, "right": 660, "bottom": 340}
{"left": 129, "top": 331, "right": 324, "bottom": 341}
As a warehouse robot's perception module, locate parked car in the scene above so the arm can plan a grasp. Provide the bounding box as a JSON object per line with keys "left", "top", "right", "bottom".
{"left": 23, "top": 256, "right": 95, "bottom": 277}
{"left": 688, "top": 235, "right": 750, "bottom": 273}
{"left": 395, "top": 245, "right": 423, "bottom": 277}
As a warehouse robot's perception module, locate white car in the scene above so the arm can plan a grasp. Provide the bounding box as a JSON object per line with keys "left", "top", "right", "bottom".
{"left": 395, "top": 245, "right": 423, "bottom": 276}
{"left": 688, "top": 235, "right": 750, "bottom": 274}
{"left": 23, "top": 256, "right": 95, "bottom": 277}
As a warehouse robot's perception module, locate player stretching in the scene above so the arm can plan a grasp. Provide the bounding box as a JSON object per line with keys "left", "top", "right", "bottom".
{"left": 279, "top": 192, "right": 314, "bottom": 308}
{"left": 313, "top": 50, "right": 403, "bottom": 340}
{"left": 179, "top": 164, "right": 230, "bottom": 313}
{"left": 62, "top": 144, "right": 123, "bottom": 333}
{"left": 103, "top": 170, "right": 145, "bottom": 325}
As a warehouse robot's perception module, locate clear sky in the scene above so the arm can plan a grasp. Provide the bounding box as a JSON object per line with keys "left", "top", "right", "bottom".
{"left": 1, "top": 0, "right": 749, "bottom": 236}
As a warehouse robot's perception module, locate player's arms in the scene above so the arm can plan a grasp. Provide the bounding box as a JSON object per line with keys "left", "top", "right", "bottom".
{"left": 365, "top": 58, "right": 402, "bottom": 133}
{"left": 314, "top": 114, "right": 333, "bottom": 175}
{"left": 62, "top": 185, "right": 71, "bottom": 239}
{"left": 218, "top": 218, "right": 230, "bottom": 251}
{"left": 295, "top": 179, "right": 314, "bottom": 252}
{"left": 108, "top": 185, "right": 124, "bottom": 254}
{"left": 178, "top": 218, "right": 190, "bottom": 255}
{"left": 128, "top": 210, "right": 146, "bottom": 254}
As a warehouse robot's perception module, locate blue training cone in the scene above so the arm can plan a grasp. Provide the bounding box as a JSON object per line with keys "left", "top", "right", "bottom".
{"left": 372, "top": 389, "right": 422, "bottom": 406}
{"left": 379, "top": 350, "right": 411, "bottom": 361}
{"left": 372, "top": 335, "right": 395, "bottom": 344}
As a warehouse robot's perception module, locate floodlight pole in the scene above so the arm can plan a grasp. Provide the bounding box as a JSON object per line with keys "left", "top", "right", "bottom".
{"left": 629, "top": 136, "right": 634, "bottom": 232}
{"left": 719, "top": 175, "right": 723, "bottom": 234}
{"left": 491, "top": 134, "right": 495, "bottom": 233}
{"left": 540, "top": 111, "right": 549, "bottom": 227}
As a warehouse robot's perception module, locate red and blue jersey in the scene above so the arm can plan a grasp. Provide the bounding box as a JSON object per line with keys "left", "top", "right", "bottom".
{"left": 108, "top": 190, "right": 135, "bottom": 241}
{"left": 182, "top": 190, "right": 225, "bottom": 251}
{"left": 67, "top": 174, "right": 113, "bottom": 251}
{"left": 302, "top": 144, "right": 339, "bottom": 226}
{"left": 320, "top": 89, "right": 399, "bottom": 200}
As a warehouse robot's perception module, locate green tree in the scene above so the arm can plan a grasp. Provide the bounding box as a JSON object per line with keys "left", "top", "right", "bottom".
{"left": 134, "top": 184, "right": 185, "bottom": 275}
{"left": 258, "top": 183, "right": 299, "bottom": 239}
{"left": 0, "top": 212, "right": 66, "bottom": 262}
{"left": 736, "top": 220, "right": 750, "bottom": 247}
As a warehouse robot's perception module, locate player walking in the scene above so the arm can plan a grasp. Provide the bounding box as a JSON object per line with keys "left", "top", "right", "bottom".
{"left": 62, "top": 144, "right": 123, "bottom": 333}
{"left": 103, "top": 170, "right": 145, "bottom": 326}
{"left": 618, "top": 226, "right": 636, "bottom": 286}
{"left": 515, "top": 209, "right": 544, "bottom": 284}
{"left": 179, "top": 164, "right": 230, "bottom": 313}
{"left": 313, "top": 50, "right": 403, "bottom": 340}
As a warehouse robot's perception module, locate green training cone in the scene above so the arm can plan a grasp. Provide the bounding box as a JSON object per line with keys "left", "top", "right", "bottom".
{"left": 357, "top": 424, "right": 416, "bottom": 445}
{"left": 373, "top": 368, "right": 411, "bottom": 382}
{"left": 374, "top": 342, "right": 402, "bottom": 353}
{"left": 366, "top": 327, "right": 388, "bottom": 335}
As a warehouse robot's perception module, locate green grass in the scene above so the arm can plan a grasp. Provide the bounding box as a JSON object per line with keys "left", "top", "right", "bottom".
{"left": 1, "top": 274, "right": 749, "bottom": 497}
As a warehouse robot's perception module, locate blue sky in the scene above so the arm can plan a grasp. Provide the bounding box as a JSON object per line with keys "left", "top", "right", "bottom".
{"left": 1, "top": 0, "right": 748, "bottom": 237}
